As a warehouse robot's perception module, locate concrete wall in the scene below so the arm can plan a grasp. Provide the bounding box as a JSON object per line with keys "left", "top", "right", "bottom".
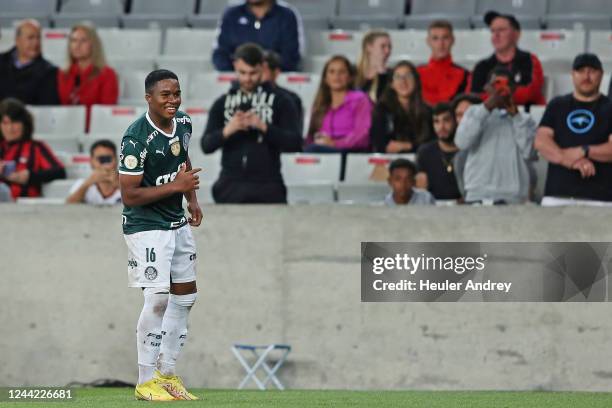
{"left": 1, "top": 204, "right": 612, "bottom": 391}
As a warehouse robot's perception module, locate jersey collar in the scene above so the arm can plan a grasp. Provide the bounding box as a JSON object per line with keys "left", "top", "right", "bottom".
{"left": 146, "top": 111, "right": 177, "bottom": 138}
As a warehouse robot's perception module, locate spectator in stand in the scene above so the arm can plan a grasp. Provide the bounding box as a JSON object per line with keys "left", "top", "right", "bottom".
{"left": 469, "top": 11, "right": 545, "bottom": 107}
{"left": 370, "top": 61, "right": 433, "bottom": 153}
{"left": 534, "top": 53, "right": 612, "bottom": 206}
{"left": 212, "top": 0, "right": 303, "bottom": 72}
{"left": 384, "top": 158, "right": 435, "bottom": 206}
{"left": 455, "top": 67, "right": 536, "bottom": 204}
{"left": 305, "top": 55, "right": 372, "bottom": 153}
{"left": 0, "top": 19, "right": 59, "bottom": 105}
{"left": 0, "top": 98, "right": 65, "bottom": 200}
{"left": 416, "top": 103, "right": 461, "bottom": 201}
{"left": 417, "top": 20, "right": 469, "bottom": 106}
{"left": 452, "top": 93, "right": 483, "bottom": 124}
{"left": 57, "top": 23, "right": 119, "bottom": 131}
{"left": 262, "top": 50, "right": 303, "bottom": 136}
{"left": 202, "top": 43, "right": 301, "bottom": 204}
{"left": 66, "top": 139, "right": 121, "bottom": 205}
{"left": 355, "top": 30, "right": 392, "bottom": 102}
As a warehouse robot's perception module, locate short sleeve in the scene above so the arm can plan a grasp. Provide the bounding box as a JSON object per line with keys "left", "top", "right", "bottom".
{"left": 119, "top": 136, "right": 147, "bottom": 175}
{"left": 538, "top": 99, "right": 558, "bottom": 129}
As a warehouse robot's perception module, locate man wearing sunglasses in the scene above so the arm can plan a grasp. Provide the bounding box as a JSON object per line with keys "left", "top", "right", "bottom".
{"left": 66, "top": 139, "right": 121, "bottom": 205}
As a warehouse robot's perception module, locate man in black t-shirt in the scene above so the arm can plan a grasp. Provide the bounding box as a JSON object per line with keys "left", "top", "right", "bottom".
{"left": 534, "top": 53, "right": 612, "bottom": 205}
{"left": 416, "top": 103, "right": 462, "bottom": 201}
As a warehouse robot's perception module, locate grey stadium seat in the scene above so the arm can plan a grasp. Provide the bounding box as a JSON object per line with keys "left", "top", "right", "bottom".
{"left": 52, "top": 15, "right": 120, "bottom": 28}
{"left": 287, "top": 0, "right": 337, "bottom": 18}
{"left": 122, "top": 0, "right": 195, "bottom": 29}
{"left": 475, "top": 0, "right": 547, "bottom": 16}
{"left": 545, "top": 0, "right": 612, "bottom": 30}
{"left": 58, "top": 0, "right": 125, "bottom": 14}
{"left": 199, "top": 0, "right": 241, "bottom": 15}
{"left": 331, "top": 16, "right": 402, "bottom": 30}
{"left": 0, "top": 0, "right": 56, "bottom": 23}
{"left": 410, "top": 0, "right": 476, "bottom": 15}
{"left": 337, "top": 0, "right": 405, "bottom": 17}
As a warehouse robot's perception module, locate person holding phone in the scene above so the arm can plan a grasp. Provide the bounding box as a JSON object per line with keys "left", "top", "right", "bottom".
{"left": 66, "top": 139, "right": 121, "bottom": 205}
{"left": 455, "top": 67, "right": 537, "bottom": 204}
{"left": 0, "top": 98, "right": 65, "bottom": 200}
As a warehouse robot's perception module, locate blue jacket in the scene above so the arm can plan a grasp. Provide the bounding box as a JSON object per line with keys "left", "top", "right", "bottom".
{"left": 212, "top": 1, "right": 303, "bottom": 72}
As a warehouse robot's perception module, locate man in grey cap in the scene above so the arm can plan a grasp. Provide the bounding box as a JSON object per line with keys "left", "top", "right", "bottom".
{"left": 535, "top": 53, "right": 612, "bottom": 205}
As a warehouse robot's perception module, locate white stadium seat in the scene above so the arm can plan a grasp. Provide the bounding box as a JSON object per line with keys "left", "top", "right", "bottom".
{"left": 42, "top": 179, "right": 78, "bottom": 199}
{"left": 452, "top": 30, "right": 492, "bottom": 61}
{"left": 89, "top": 105, "right": 146, "bottom": 135}
{"left": 28, "top": 106, "right": 85, "bottom": 153}
{"left": 187, "top": 72, "right": 236, "bottom": 102}
{"left": 276, "top": 73, "right": 320, "bottom": 112}
{"left": 61, "top": 153, "right": 93, "bottom": 180}
{"left": 588, "top": 31, "right": 612, "bottom": 61}
{"left": 388, "top": 30, "right": 429, "bottom": 60}
{"left": 80, "top": 133, "right": 123, "bottom": 155}
{"left": 0, "top": 28, "right": 15, "bottom": 53}
{"left": 520, "top": 30, "right": 586, "bottom": 61}
{"left": 281, "top": 153, "right": 341, "bottom": 204}
{"left": 98, "top": 28, "right": 162, "bottom": 57}
{"left": 306, "top": 30, "right": 363, "bottom": 56}
{"left": 158, "top": 29, "right": 217, "bottom": 75}
{"left": 41, "top": 29, "right": 70, "bottom": 67}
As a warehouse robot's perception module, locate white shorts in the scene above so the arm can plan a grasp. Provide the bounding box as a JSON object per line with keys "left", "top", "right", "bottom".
{"left": 124, "top": 225, "right": 197, "bottom": 289}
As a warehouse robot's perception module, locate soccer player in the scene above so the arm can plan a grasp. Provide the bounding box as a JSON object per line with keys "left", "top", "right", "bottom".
{"left": 118, "top": 69, "right": 203, "bottom": 401}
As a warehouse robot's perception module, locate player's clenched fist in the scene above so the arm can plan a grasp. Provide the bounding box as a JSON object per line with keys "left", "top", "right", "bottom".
{"left": 174, "top": 164, "right": 201, "bottom": 192}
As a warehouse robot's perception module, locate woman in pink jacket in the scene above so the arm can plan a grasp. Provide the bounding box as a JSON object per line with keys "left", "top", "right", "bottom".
{"left": 305, "top": 55, "right": 372, "bottom": 152}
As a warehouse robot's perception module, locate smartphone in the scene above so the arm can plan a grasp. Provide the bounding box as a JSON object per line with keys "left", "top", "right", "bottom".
{"left": 2, "top": 161, "right": 16, "bottom": 178}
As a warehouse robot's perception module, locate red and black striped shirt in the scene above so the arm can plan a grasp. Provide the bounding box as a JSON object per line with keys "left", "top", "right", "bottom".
{"left": 0, "top": 139, "right": 66, "bottom": 198}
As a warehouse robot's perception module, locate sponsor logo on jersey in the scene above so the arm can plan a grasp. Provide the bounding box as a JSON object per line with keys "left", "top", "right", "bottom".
{"left": 128, "top": 259, "right": 138, "bottom": 268}
{"left": 155, "top": 162, "right": 186, "bottom": 185}
{"left": 144, "top": 266, "right": 158, "bottom": 280}
{"left": 146, "top": 130, "right": 158, "bottom": 145}
{"left": 139, "top": 149, "right": 147, "bottom": 167}
{"left": 183, "top": 133, "right": 191, "bottom": 151}
{"left": 124, "top": 155, "right": 138, "bottom": 170}
{"left": 176, "top": 116, "right": 191, "bottom": 124}
{"left": 155, "top": 149, "right": 165, "bottom": 156}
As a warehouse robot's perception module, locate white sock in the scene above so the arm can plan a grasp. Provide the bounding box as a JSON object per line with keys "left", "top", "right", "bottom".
{"left": 137, "top": 289, "right": 169, "bottom": 384}
{"left": 158, "top": 293, "right": 197, "bottom": 377}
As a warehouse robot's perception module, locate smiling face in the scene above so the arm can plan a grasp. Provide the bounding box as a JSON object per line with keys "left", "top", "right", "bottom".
{"left": 324, "top": 59, "right": 352, "bottom": 92}
{"left": 572, "top": 66, "right": 603, "bottom": 98}
{"left": 391, "top": 64, "right": 415, "bottom": 99}
{"left": 0, "top": 115, "right": 24, "bottom": 142}
{"left": 146, "top": 78, "right": 181, "bottom": 120}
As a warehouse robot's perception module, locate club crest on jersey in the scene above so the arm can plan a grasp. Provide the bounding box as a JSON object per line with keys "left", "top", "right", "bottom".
{"left": 169, "top": 136, "right": 181, "bottom": 156}
{"left": 124, "top": 155, "right": 138, "bottom": 170}
{"left": 144, "top": 266, "right": 158, "bottom": 280}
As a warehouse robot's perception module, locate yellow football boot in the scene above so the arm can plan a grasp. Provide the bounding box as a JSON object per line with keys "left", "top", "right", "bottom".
{"left": 134, "top": 378, "right": 177, "bottom": 401}
{"left": 154, "top": 370, "right": 199, "bottom": 400}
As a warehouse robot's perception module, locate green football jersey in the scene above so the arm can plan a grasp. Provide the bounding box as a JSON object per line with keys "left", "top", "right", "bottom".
{"left": 119, "top": 111, "right": 193, "bottom": 234}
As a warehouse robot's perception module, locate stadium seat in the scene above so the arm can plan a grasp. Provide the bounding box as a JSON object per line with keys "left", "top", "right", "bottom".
{"left": 520, "top": 30, "right": 586, "bottom": 62}
{"left": 121, "top": 16, "right": 188, "bottom": 29}
{"left": 336, "top": 183, "right": 388, "bottom": 204}
{"left": 52, "top": 15, "right": 120, "bottom": 28}
{"left": 338, "top": 0, "right": 405, "bottom": 17}
{"left": 276, "top": 73, "right": 320, "bottom": 113}
{"left": 129, "top": 0, "right": 196, "bottom": 15}
{"left": 451, "top": 29, "right": 492, "bottom": 61}
{"left": 41, "top": 28, "right": 70, "bottom": 67}
{"left": 28, "top": 105, "right": 86, "bottom": 135}
{"left": 545, "top": 0, "right": 612, "bottom": 30}
{"left": 58, "top": 0, "right": 124, "bottom": 14}
{"left": 410, "top": 0, "right": 476, "bottom": 15}
{"left": 1, "top": 0, "right": 56, "bottom": 27}
{"left": 471, "top": 16, "right": 542, "bottom": 30}
{"left": 89, "top": 105, "right": 146, "bottom": 135}
{"left": 281, "top": 153, "right": 341, "bottom": 204}
{"left": 475, "top": 0, "right": 547, "bottom": 16}
{"left": 289, "top": 0, "right": 337, "bottom": 18}
{"left": 98, "top": 28, "right": 162, "bottom": 58}
{"left": 80, "top": 133, "right": 121, "bottom": 156}
{"left": 182, "top": 106, "right": 209, "bottom": 139}
{"left": 42, "top": 179, "right": 78, "bottom": 199}
{"left": 301, "top": 55, "right": 329, "bottom": 75}
{"left": 199, "top": 0, "right": 241, "bottom": 15}
{"left": 588, "top": 31, "right": 612, "bottom": 58}
{"left": 187, "top": 72, "right": 236, "bottom": 102}
{"left": 156, "top": 28, "right": 216, "bottom": 75}
{"left": 117, "top": 69, "right": 150, "bottom": 105}
{"left": 387, "top": 30, "right": 429, "bottom": 60}
{"left": 403, "top": 16, "right": 472, "bottom": 30}
{"left": 109, "top": 56, "right": 156, "bottom": 74}
{"left": 331, "top": 16, "right": 402, "bottom": 31}
{"left": 306, "top": 30, "right": 363, "bottom": 56}
{"left": 60, "top": 153, "right": 92, "bottom": 179}
{"left": 0, "top": 27, "right": 15, "bottom": 53}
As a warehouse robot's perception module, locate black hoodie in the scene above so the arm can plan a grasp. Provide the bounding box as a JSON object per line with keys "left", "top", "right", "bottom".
{"left": 201, "top": 81, "right": 302, "bottom": 182}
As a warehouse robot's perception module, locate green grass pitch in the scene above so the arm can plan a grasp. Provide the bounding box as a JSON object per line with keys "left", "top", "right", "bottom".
{"left": 3, "top": 388, "right": 612, "bottom": 407}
